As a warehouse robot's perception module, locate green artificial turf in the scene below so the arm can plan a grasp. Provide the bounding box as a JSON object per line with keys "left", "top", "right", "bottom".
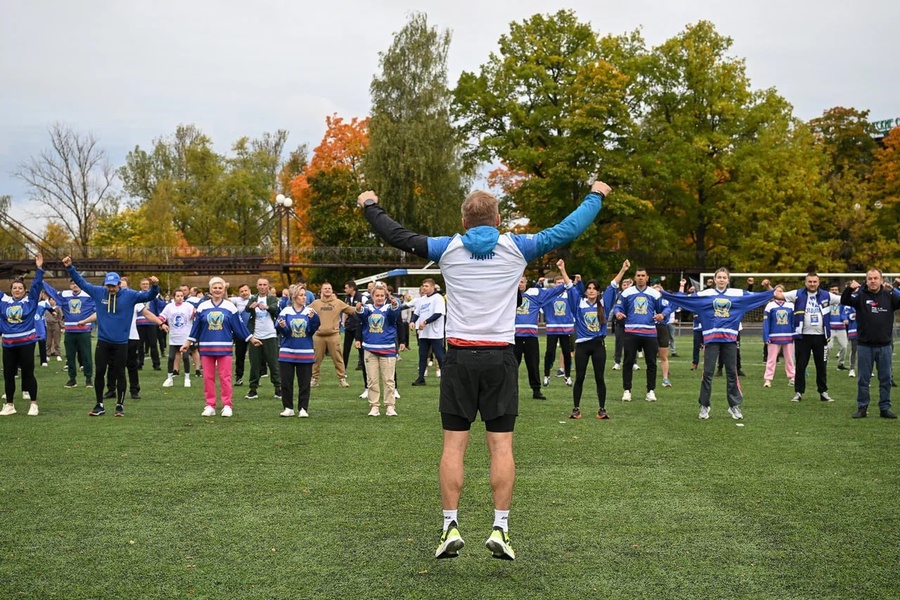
{"left": 0, "top": 337, "right": 897, "bottom": 599}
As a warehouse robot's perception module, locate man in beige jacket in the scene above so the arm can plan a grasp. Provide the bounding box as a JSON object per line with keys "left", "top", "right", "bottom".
{"left": 310, "top": 282, "right": 357, "bottom": 387}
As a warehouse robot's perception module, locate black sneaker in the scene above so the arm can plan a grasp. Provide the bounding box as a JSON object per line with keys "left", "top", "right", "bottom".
{"left": 596, "top": 408, "right": 610, "bottom": 420}
{"left": 153, "top": 366, "right": 161, "bottom": 371}
{"left": 532, "top": 391, "right": 547, "bottom": 400}
{"left": 234, "top": 378, "right": 243, "bottom": 386}
{"left": 195, "top": 370, "right": 202, "bottom": 377}
{"left": 64, "top": 379, "right": 78, "bottom": 388}
{"left": 737, "top": 370, "right": 747, "bottom": 377}
{"left": 880, "top": 409, "right": 897, "bottom": 419}
{"left": 852, "top": 408, "right": 867, "bottom": 419}
{"left": 115, "top": 404, "right": 124, "bottom": 417}
{"left": 85, "top": 379, "right": 94, "bottom": 388}
{"left": 131, "top": 392, "right": 141, "bottom": 400}
{"left": 245, "top": 391, "right": 259, "bottom": 400}
{"left": 103, "top": 390, "right": 116, "bottom": 400}
{"left": 274, "top": 388, "right": 282, "bottom": 400}
{"left": 173, "top": 370, "right": 179, "bottom": 376}
{"left": 820, "top": 392, "right": 835, "bottom": 403}
{"left": 411, "top": 379, "right": 426, "bottom": 386}
{"left": 89, "top": 404, "right": 105, "bottom": 416}
{"left": 837, "top": 364, "right": 847, "bottom": 371}
{"left": 569, "top": 407, "right": 582, "bottom": 419}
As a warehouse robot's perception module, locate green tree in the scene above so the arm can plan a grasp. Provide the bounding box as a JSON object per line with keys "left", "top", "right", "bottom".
{"left": 453, "top": 10, "right": 635, "bottom": 275}
{"left": 864, "top": 126, "right": 900, "bottom": 270}
{"left": 366, "top": 12, "right": 469, "bottom": 237}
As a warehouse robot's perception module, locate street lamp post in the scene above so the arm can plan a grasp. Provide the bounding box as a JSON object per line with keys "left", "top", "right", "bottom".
{"left": 274, "top": 193, "right": 294, "bottom": 276}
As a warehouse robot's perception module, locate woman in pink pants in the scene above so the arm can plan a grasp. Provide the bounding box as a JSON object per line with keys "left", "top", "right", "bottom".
{"left": 182, "top": 277, "right": 260, "bottom": 417}
{"left": 762, "top": 292, "right": 796, "bottom": 387}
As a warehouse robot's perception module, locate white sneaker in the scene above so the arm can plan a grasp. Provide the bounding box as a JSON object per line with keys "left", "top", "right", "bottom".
{"left": 41, "top": 362, "right": 48, "bottom": 367}
{"left": 633, "top": 363, "right": 640, "bottom": 371}
{"left": 339, "top": 378, "right": 350, "bottom": 388}
{"left": 28, "top": 403, "right": 39, "bottom": 416}
{"left": 645, "top": 390, "right": 657, "bottom": 402}
{"left": 699, "top": 405, "right": 710, "bottom": 420}
{"left": 368, "top": 406, "right": 380, "bottom": 417}
{"left": 311, "top": 379, "right": 319, "bottom": 388}
{"left": 163, "top": 376, "right": 174, "bottom": 388}
{"left": 56, "top": 356, "right": 62, "bottom": 362}
{"left": 565, "top": 376, "right": 573, "bottom": 387}
{"left": 428, "top": 360, "right": 434, "bottom": 367}
{"left": 393, "top": 389, "right": 400, "bottom": 399}
{"left": 542, "top": 376, "right": 550, "bottom": 387}
{"left": 436, "top": 369, "right": 441, "bottom": 378}
{"left": 298, "top": 408, "right": 309, "bottom": 418}
{"left": 359, "top": 390, "right": 368, "bottom": 399}
{"left": 728, "top": 405, "right": 743, "bottom": 420}
{"left": 386, "top": 406, "right": 398, "bottom": 417}
{"left": 848, "top": 370, "right": 856, "bottom": 378}
{"left": 221, "top": 405, "right": 233, "bottom": 417}
{"left": 763, "top": 380, "right": 771, "bottom": 388}
{"left": 622, "top": 390, "right": 632, "bottom": 402}
{"left": 279, "top": 408, "right": 295, "bottom": 417}
{"left": 184, "top": 375, "right": 191, "bottom": 388}
{"left": 201, "top": 406, "right": 216, "bottom": 417}
{"left": 612, "top": 363, "right": 621, "bottom": 371}
{"left": 23, "top": 391, "right": 31, "bottom": 401}
{"left": 0, "top": 404, "right": 15, "bottom": 416}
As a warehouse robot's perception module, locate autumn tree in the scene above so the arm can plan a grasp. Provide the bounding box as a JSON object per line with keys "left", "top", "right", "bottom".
{"left": 366, "top": 12, "right": 469, "bottom": 237}
{"left": 453, "top": 10, "right": 636, "bottom": 275}
{"left": 15, "top": 123, "right": 118, "bottom": 257}
{"left": 864, "top": 126, "right": 900, "bottom": 270}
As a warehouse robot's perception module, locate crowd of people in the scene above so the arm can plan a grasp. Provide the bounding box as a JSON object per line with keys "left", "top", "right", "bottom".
{"left": 0, "top": 183, "right": 898, "bottom": 563}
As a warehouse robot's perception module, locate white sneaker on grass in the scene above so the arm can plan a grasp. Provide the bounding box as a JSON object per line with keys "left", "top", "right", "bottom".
{"left": 279, "top": 408, "right": 295, "bottom": 417}
{"left": 565, "top": 377, "right": 573, "bottom": 387}
{"left": 699, "top": 405, "right": 710, "bottom": 420}
{"left": 359, "top": 390, "right": 368, "bottom": 399}
{"left": 184, "top": 375, "right": 191, "bottom": 388}
{"left": 393, "top": 389, "right": 400, "bottom": 399}
{"left": 633, "top": 363, "right": 641, "bottom": 371}
{"left": 0, "top": 404, "right": 15, "bottom": 416}
{"left": 28, "top": 403, "right": 39, "bottom": 416}
{"left": 386, "top": 406, "right": 398, "bottom": 417}
{"left": 368, "top": 406, "right": 380, "bottom": 417}
{"left": 201, "top": 406, "right": 216, "bottom": 417}
{"left": 612, "top": 363, "right": 621, "bottom": 371}
{"left": 622, "top": 390, "right": 632, "bottom": 402}
{"left": 728, "top": 405, "right": 743, "bottom": 420}
{"left": 848, "top": 370, "right": 856, "bottom": 378}
{"left": 436, "top": 369, "right": 441, "bottom": 378}
{"left": 298, "top": 408, "right": 309, "bottom": 418}
{"left": 23, "top": 391, "right": 31, "bottom": 401}
{"left": 163, "top": 376, "right": 174, "bottom": 388}
{"left": 645, "top": 390, "right": 657, "bottom": 402}
{"left": 221, "top": 405, "right": 233, "bottom": 417}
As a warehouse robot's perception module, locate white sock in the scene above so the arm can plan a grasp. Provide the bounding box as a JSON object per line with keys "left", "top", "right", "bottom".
{"left": 442, "top": 510, "right": 458, "bottom": 531}
{"left": 494, "top": 510, "right": 509, "bottom": 532}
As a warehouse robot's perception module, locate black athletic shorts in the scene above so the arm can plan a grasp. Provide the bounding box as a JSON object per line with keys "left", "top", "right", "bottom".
{"left": 440, "top": 344, "right": 518, "bottom": 427}
{"left": 656, "top": 323, "right": 671, "bottom": 348}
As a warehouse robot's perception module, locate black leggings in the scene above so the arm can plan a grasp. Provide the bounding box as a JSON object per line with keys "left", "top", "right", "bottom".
{"left": 543, "top": 334, "right": 572, "bottom": 377}
{"left": 573, "top": 337, "right": 606, "bottom": 409}
{"left": 3, "top": 343, "right": 37, "bottom": 402}
{"left": 167, "top": 345, "right": 191, "bottom": 375}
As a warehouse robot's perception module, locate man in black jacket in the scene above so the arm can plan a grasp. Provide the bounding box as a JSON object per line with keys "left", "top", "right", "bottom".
{"left": 841, "top": 269, "right": 900, "bottom": 419}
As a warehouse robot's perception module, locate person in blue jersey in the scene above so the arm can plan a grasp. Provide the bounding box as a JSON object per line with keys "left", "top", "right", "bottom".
{"left": 614, "top": 268, "right": 672, "bottom": 402}
{"left": 774, "top": 273, "right": 842, "bottom": 403}
{"left": 515, "top": 275, "right": 568, "bottom": 400}
{"left": 557, "top": 259, "right": 628, "bottom": 420}
{"left": 275, "top": 284, "right": 320, "bottom": 418}
{"left": 540, "top": 273, "right": 575, "bottom": 388}
{"left": 43, "top": 279, "right": 95, "bottom": 389}
{"left": 62, "top": 256, "right": 160, "bottom": 417}
{"left": 358, "top": 180, "right": 610, "bottom": 562}
{"left": 826, "top": 284, "right": 849, "bottom": 371}
{"left": 762, "top": 286, "right": 796, "bottom": 388}
{"left": 355, "top": 282, "right": 403, "bottom": 417}
{"left": 0, "top": 254, "right": 44, "bottom": 417}
{"left": 661, "top": 268, "right": 773, "bottom": 420}
{"left": 182, "top": 277, "right": 261, "bottom": 418}
{"left": 610, "top": 277, "right": 633, "bottom": 371}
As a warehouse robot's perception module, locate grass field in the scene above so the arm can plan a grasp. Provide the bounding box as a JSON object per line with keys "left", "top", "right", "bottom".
{"left": 0, "top": 336, "right": 897, "bottom": 599}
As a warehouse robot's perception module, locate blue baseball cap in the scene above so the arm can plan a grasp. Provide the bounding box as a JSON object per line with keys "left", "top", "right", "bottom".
{"left": 104, "top": 272, "right": 121, "bottom": 286}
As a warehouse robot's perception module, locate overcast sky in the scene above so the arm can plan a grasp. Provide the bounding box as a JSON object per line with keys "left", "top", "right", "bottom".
{"left": 1, "top": 0, "right": 897, "bottom": 231}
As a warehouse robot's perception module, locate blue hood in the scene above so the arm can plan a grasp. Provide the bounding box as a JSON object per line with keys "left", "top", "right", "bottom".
{"left": 461, "top": 226, "right": 500, "bottom": 259}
